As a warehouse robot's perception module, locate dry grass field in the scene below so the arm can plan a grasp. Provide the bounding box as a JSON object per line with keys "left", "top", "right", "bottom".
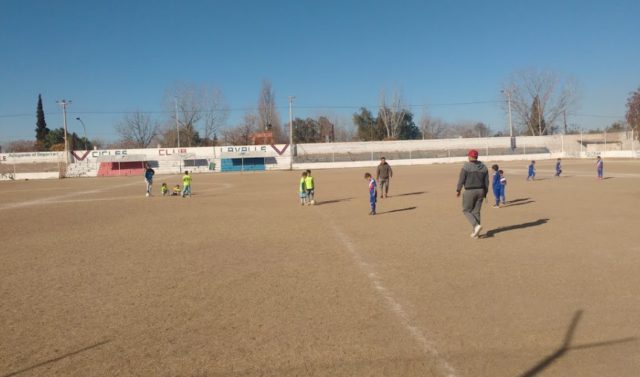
{"left": 1, "top": 159, "right": 639, "bottom": 377}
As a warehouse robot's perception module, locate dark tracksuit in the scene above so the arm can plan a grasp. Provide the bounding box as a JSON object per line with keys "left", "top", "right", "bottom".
{"left": 456, "top": 161, "right": 489, "bottom": 228}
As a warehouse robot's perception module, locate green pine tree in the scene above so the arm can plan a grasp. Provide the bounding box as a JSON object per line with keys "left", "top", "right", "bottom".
{"left": 35, "top": 94, "right": 50, "bottom": 150}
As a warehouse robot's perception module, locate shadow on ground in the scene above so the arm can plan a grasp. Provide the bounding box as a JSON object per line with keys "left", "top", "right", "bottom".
{"left": 2, "top": 340, "right": 111, "bottom": 377}
{"left": 506, "top": 200, "right": 535, "bottom": 207}
{"left": 315, "top": 198, "right": 354, "bottom": 206}
{"left": 392, "top": 191, "right": 427, "bottom": 197}
{"left": 377, "top": 206, "right": 417, "bottom": 215}
{"left": 518, "top": 310, "right": 637, "bottom": 377}
{"left": 482, "top": 218, "right": 549, "bottom": 238}
{"left": 507, "top": 198, "right": 531, "bottom": 204}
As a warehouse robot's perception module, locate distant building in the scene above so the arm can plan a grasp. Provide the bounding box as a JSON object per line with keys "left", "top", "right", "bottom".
{"left": 251, "top": 131, "right": 275, "bottom": 145}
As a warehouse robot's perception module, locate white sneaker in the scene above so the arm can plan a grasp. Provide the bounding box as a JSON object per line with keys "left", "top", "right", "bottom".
{"left": 145, "top": 193, "right": 149, "bottom": 197}
{"left": 472, "top": 224, "right": 482, "bottom": 238}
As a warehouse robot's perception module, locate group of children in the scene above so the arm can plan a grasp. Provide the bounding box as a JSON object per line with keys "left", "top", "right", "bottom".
{"left": 527, "top": 156, "right": 603, "bottom": 180}
{"left": 298, "top": 170, "right": 315, "bottom": 205}
{"left": 526, "top": 159, "right": 562, "bottom": 180}
{"left": 158, "top": 171, "right": 192, "bottom": 198}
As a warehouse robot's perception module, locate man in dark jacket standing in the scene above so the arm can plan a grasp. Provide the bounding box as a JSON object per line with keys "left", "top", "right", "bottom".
{"left": 376, "top": 157, "right": 393, "bottom": 199}
{"left": 456, "top": 150, "right": 489, "bottom": 238}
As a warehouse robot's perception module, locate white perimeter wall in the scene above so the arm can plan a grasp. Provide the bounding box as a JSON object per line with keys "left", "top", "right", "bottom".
{"left": 1, "top": 134, "right": 637, "bottom": 180}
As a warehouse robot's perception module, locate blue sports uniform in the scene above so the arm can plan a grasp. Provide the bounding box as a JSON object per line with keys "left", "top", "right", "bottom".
{"left": 492, "top": 171, "right": 501, "bottom": 206}
{"left": 555, "top": 161, "right": 562, "bottom": 176}
{"left": 527, "top": 163, "right": 535, "bottom": 180}
{"left": 368, "top": 178, "right": 377, "bottom": 214}
{"left": 596, "top": 159, "right": 603, "bottom": 178}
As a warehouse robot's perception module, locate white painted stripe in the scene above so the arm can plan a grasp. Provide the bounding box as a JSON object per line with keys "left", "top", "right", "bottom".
{"left": 322, "top": 214, "right": 458, "bottom": 377}
{"left": 0, "top": 182, "right": 140, "bottom": 210}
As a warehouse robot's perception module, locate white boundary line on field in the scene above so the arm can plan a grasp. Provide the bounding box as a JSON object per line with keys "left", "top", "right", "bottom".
{"left": 0, "top": 181, "right": 235, "bottom": 210}
{"left": 0, "top": 181, "right": 141, "bottom": 211}
{"left": 321, "top": 214, "right": 458, "bottom": 377}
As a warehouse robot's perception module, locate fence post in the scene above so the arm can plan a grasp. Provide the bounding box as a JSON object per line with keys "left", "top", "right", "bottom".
{"left": 524, "top": 143, "right": 526, "bottom": 155}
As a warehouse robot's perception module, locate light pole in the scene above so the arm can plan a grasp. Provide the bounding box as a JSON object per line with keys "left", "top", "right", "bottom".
{"left": 174, "top": 97, "right": 182, "bottom": 173}
{"left": 75, "top": 117, "right": 88, "bottom": 150}
{"left": 501, "top": 90, "right": 515, "bottom": 150}
{"left": 288, "top": 96, "right": 295, "bottom": 170}
{"left": 56, "top": 99, "right": 71, "bottom": 163}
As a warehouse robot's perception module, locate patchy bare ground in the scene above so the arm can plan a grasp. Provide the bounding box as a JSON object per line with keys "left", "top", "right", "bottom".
{"left": 1, "top": 159, "right": 639, "bottom": 377}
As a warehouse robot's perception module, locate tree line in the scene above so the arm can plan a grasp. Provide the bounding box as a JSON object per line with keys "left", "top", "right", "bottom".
{"left": 3, "top": 72, "right": 640, "bottom": 153}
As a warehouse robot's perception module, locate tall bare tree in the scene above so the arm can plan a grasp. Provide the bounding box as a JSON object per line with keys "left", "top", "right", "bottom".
{"left": 115, "top": 111, "right": 159, "bottom": 148}
{"left": 256, "top": 80, "right": 288, "bottom": 142}
{"left": 202, "top": 88, "right": 230, "bottom": 145}
{"left": 378, "top": 89, "right": 406, "bottom": 139}
{"left": 222, "top": 112, "right": 257, "bottom": 146}
{"left": 502, "top": 69, "right": 579, "bottom": 136}
{"left": 418, "top": 109, "right": 447, "bottom": 139}
{"left": 257, "top": 80, "right": 281, "bottom": 131}
{"left": 626, "top": 87, "right": 640, "bottom": 138}
{"left": 165, "top": 83, "right": 228, "bottom": 147}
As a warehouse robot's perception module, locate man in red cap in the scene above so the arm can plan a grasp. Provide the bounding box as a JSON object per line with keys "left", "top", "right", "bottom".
{"left": 456, "top": 149, "right": 489, "bottom": 238}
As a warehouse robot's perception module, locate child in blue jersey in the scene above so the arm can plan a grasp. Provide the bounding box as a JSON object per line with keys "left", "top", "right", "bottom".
{"left": 596, "top": 156, "right": 603, "bottom": 179}
{"left": 364, "top": 172, "right": 377, "bottom": 215}
{"left": 555, "top": 158, "right": 562, "bottom": 177}
{"left": 499, "top": 170, "right": 507, "bottom": 205}
{"left": 491, "top": 164, "right": 501, "bottom": 208}
{"left": 299, "top": 171, "right": 307, "bottom": 205}
{"left": 527, "top": 161, "right": 536, "bottom": 180}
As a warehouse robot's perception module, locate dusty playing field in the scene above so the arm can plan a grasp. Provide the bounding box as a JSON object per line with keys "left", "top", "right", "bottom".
{"left": 1, "top": 159, "right": 639, "bottom": 377}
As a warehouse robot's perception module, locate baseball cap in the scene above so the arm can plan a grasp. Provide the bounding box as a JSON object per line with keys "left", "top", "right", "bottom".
{"left": 468, "top": 149, "right": 479, "bottom": 158}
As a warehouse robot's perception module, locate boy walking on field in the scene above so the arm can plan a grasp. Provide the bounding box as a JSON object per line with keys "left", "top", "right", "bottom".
{"left": 299, "top": 171, "right": 308, "bottom": 205}
{"left": 181, "top": 171, "right": 192, "bottom": 198}
{"left": 491, "top": 164, "right": 501, "bottom": 208}
{"left": 596, "top": 156, "right": 604, "bottom": 179}
{"left": 527, "top": 160, "right": 536, "bottom": 180}
{"left": 305, "top": 170, "right": 315, "bottom": 205}
{"left": 364, "top": 172, "right": 377, "bottom": 215}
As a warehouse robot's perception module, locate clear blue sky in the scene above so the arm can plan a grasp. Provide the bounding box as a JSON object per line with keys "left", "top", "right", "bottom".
{"left": 1, "top": 0, "right": 638, "bottom": 143}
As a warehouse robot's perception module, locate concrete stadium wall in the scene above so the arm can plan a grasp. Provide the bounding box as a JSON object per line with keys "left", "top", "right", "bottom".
{"left": 64, "top": 144, "right": 292, "bottom": 177}
{"left": 294, "top": 153, "right": 559, "bottom": 170}
{"left": 0, "top": 172, "right": 59, "bottom": 181}
{"left": 1, "top": 133, "right": 636, "bottom": 180}
{"left": 0, "top": 151, "right": 64, "bottom": 163}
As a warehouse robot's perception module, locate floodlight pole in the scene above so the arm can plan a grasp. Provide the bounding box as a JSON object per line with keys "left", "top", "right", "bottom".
{"left": 501, "top": 89, "right": 515, "bottom": 149}
{"left": 288, "top": 96, "right": 295, "bottom": 170}
{"left": 56, "top": 99, "right": 71, "bottom": 164}
{"left": 174, "top": 97, "right": 182, "bottom": 173}
{"left": 75, "top": 117, "right": 88, "bottom": 150}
